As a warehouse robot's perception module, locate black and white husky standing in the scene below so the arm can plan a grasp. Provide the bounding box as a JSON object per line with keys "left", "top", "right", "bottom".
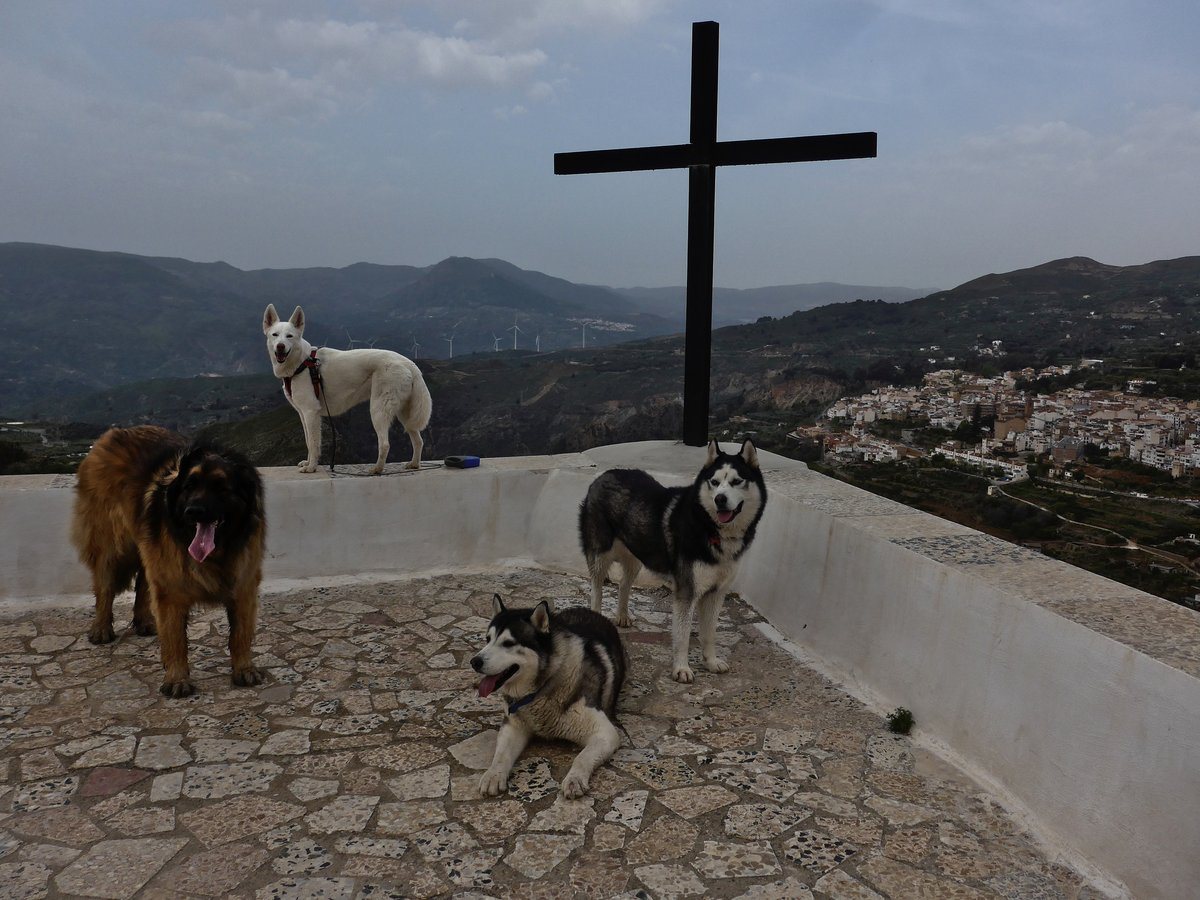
{"left": 471, "top": 595, "right": 627, "bottom": 799}
{"left": 579, "top": 439, "right": 767, "bottom": 683}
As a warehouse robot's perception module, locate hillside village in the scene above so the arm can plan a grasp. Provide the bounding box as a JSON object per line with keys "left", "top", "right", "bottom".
{"left": 811, "top": 362, "right": 1200, "bottom": 481}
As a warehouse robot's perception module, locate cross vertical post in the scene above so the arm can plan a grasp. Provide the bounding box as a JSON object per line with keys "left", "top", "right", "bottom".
{"left": 683, "top": 22, "right": 719, "bottom": 447}
{"left": 555, "top": 20, "right": 876, "bottom": 446}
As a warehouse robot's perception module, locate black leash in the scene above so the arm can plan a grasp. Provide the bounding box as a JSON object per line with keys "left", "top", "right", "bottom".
{"left": 317, "top": 367, "right": 337, "bottom": 475}
{"left": 314, "top": 361, "right": 441, "bottom": 478}
{"left": 614, "top": 717, "right": 636, "bottom": 748}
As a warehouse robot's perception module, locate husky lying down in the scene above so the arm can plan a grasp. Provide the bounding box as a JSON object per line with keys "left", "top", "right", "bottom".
{"left": 471, "top": 595, "right": 627, "bottom": 799}
{"left": 579, "top": 439, "right": 767, "bottom": 683}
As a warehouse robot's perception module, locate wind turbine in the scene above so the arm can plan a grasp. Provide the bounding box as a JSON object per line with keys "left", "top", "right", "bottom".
{"left": 535, "top": 333, "right": 541, "bottom": 353}
{"left": 492, "top": 333, "right": 502, "bottom": 352}
{"left": 444, "top": 319, "right": 462, "bottom": 359}
{"left": 579, "top": 321, "right": 588, "bottom": 348}
{"left": 410, "top": 336, "right": 420, "bottom": 358}
{"left": 508, "top": 314, "right": 524, "bottom": 350}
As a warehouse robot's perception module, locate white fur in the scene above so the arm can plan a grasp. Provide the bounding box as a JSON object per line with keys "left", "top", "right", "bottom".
{"left": 588, "top": 439, "right": 764, "bottom": 684}
{"left": 263, "top": 304, "right": 432, "bottom": 474}
{"left": 473, "top": 598, "right": 623, "bottom": 799}
{"left": 591, "top": 539, "right": 641, "bottom": 628}
{"left": 674, "top": 440, "right": 762, "bottom": 682}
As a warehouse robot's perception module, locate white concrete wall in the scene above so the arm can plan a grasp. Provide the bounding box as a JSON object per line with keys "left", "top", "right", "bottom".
{"left": 2, "top": 478, "right": 89, "bottom": 599}
{"left": 3, "top": 444, "right": 1199, "bottom": 898}
{"left": 0, "top": 461, "right": 588, "bottom": 602}
{"left": 740, "top": 498, "right": 1200, "bottom": 900}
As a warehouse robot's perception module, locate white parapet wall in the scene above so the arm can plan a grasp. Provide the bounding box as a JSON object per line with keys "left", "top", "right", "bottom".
{"left": 2, "top": 442, "right": 1199, "bottom": 898}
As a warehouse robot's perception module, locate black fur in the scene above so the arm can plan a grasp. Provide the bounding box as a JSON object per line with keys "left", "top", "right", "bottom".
{"left": 487, "top": 599, "right": 627, "bottom": 719}
{"left": 578, "top": 445, "right": 767, "bottom": 577}
{"left": 555, "top": 606, "right": 627, "bottom": 718}
{"left": 149, "top": 442, "right": 265, "bottom": 562}
{"left": 487, "top": 602, "right": 554, "bottom": 672}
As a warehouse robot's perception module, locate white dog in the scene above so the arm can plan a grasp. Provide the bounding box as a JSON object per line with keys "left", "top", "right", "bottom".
{"left": 263, "top": 304, "right": 432, "bottom": 474}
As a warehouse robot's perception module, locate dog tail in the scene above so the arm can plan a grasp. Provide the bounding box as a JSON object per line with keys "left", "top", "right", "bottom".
{"left": 403, "top": 365, "right": 433, "bottom": 432}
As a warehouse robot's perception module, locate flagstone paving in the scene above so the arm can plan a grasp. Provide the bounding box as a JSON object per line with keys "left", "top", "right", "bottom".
{"left": 0, "top": 569, "right": 1110, "bottom": 899}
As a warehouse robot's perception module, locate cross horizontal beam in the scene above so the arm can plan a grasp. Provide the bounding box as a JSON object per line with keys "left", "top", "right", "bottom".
{"left": 554, "top": 132, "right": 877, "bottom": 175}
{"left": 553, "top": 20, "right": 876, "bottom": 446}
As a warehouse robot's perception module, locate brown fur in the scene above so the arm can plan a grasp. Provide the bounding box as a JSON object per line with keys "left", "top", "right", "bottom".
{"left": 71, "top": 426, "right": 267, "bottom": 697}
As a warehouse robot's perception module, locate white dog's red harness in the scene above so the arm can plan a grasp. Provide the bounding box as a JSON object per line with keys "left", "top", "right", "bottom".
{"left": 284, "top": 349, "right": 322, "bottom": 400}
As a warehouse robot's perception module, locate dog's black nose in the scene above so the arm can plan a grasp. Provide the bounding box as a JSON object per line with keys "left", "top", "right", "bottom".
{"left": 470, "top": 656, "right": 483, "bottom": 672}
{"left": 715, "top": 494, "right": 728, "bottom": 509}
{"left": 184, "top": 504, "right": 208, "bottom": 523}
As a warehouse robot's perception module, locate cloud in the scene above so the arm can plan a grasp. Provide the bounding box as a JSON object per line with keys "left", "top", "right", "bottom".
{"left": 858, "top": 0, "right": 980, "bottom": 26}
{"left": 422, "top": 0, "right": 672, "bottom": 45}
{"left": 131, "top": 2, "right": 679, "bottom": 129}
{"left": 848, "top": 104, "right": 1200, "bottom": 283}
{"left": 958, "top": 120, "right": 1096, "bottom": 172}
{"left": 859, "top": 0, "right": 1121, "bottom": 30}
{"left": 182, "top": 58, "right": 346, "bottom": 122}
{"left": 944, "top": 107, "right": 1200, "bottom": 187}
{"left": 156, "top": 10, "right": 552, "bottom": 125}
{"left": 527, "top": 81, "right": 556, "bottom": 102}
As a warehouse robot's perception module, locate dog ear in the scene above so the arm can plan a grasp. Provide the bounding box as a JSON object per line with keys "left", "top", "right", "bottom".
{"left": 705, "top": 439, "right": 719, "bottom": 467}
{"left": 492, "top": 593, "right": 506, "bottom": 615}
{"left": 531, "top": 601, "right": 552, "bottom": 633}
{"left": 162, "top": 462, "right": 184, "bottom": 507}
{"left": 741, "top": 439, "right": 759, "bottom": 468}
{"left": 288, "top": 306, "right": 305, "bottom": 331}
{"left": 263, "top": 304, "right": 279, "bottom": 334}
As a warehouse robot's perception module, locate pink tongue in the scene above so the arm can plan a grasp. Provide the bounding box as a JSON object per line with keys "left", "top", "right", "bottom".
{"left": 477, "top": 674, "right": 501, "bottom": 699}
{"left": 717, "top": 510, "right": 736, "bottom": 524}
{"left": 189, "top": 522, "right": 217, "bottom": 562}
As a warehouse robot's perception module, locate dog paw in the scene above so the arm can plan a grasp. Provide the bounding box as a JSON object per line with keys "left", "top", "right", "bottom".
{"left": 131, "top": 618, "right": 157, "bottom": 637}
{"left": 232, "top": 666, "right": 266, "bottom": 687}
{"left": 368, "top": 465, "right": 385, "bottom": 475}
{"left": 404, "top": 461, "right": 420, "bottom": 470}
{"left": 87, "top": 623, "right": 116, "bottom": 645}
{"left": 615, "top": 614, "right": 634, "bottom": 628}
{"left": 672, "top": 664, "right": 695, "bottom": 684}
{"left": 298, "top": 461, "right": 318, "bottom": 472}
{"left": 704, "top": 656, "right": 730, "bottom": 674}
{"left": 159, "top": 678, "right": 197, "bottom": 699}
{"left": 479, "top": 769, "right": 508, "bottom": 797}
{"left": 561, "top": 771, "right": 589, "bottom": 799}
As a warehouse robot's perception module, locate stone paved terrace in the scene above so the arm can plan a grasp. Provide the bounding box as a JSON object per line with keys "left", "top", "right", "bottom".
{"left": 0, "top": 568, "right": 1109, "bottom": 900}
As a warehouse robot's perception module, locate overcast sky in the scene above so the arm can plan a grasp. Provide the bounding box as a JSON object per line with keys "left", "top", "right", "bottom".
{"left": 2, "top": 1, "right": 1198, "bottom": 291}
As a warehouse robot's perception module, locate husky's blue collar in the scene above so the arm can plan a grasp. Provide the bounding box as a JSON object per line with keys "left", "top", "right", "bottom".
{"left": 507, "top": 685, "right": 544, "bottom": 715}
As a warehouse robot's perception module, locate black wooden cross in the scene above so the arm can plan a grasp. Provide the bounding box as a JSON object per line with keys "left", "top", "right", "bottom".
{"left": 555, "top": 20, "right": 877, "bottom": 446}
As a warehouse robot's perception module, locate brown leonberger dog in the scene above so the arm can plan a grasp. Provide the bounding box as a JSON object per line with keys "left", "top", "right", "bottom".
{"left": 71, "top": 426, "right": 267, "bottom": 697}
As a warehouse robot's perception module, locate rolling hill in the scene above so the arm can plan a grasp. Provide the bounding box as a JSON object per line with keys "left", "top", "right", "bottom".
{"left": 0, "top": 242, "right": 929, "bottom": 415}
{"left": 613, "top": 281, "right": 933, "bottom": 324}
{"left": 0, "top": 243, "right": 675, "bottom": 412}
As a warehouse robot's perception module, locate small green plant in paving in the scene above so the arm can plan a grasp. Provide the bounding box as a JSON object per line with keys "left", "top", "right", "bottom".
{"left": 887, "top": 707, "right": 915, "bottom": 734}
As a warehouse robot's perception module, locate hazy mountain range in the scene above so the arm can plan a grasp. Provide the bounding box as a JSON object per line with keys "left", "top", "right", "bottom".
{"left": 612, "top": 282, "right": 932, "bottom": 324}
{"left": 6, "top": 240, "right": 1199, "bottom": 469}
{"left": 0, "top": 242, "right": 931, "bottom": 412}
{"left": 160, "top": 253, "right": 1200, "bottom": 464}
